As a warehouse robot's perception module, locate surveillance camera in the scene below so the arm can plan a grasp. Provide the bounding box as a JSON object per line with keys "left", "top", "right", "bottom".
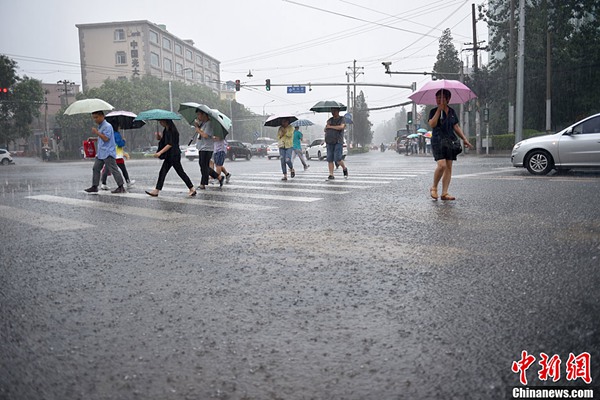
{"left": 382, "top": 62, "right": 392, "bottom": 67}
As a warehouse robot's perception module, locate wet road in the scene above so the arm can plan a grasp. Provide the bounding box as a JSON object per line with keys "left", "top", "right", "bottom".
{"left": 1, "top": 152, "right": 599, "bottom": 399}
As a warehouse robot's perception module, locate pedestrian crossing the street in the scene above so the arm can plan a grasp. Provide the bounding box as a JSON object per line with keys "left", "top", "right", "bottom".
{"left": 2, "top": 166, "right": 431, "bottom": 231}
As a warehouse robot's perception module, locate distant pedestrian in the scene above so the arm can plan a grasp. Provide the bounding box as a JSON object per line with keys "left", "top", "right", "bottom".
{"left": 291, "top": 126, "right": 309, "bottom": 170}
{"left": 213, "top": 136, "right": 231, "bottom": 184}
{"left": 324, "top": 107, "right": 348, "bottom": 180}
{"left": 84, "top": 111, "right": 126, "bottom": 194}
{"left": 145, "top": 119, "right": 196, "bottom": 197}
{"left": 428, "top": 89, "right": 473, "bottom": 201}
{"left": 194, "top": 108, "right": 224, "bottom": 189}
{"left": 277, "top": 118, "right": 294, "bottom": 180}
{"left": 100, "top": 123, "right": 135, "bottom": 190}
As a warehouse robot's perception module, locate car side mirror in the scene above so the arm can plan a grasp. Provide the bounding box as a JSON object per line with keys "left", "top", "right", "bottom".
{"left": 564, "top": 128, "right": 573, "bottom": 136}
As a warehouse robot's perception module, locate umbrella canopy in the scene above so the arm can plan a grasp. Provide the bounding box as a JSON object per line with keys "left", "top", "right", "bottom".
{"left": 310, "top": 100, "right": 347, "bottom": 113}
{"left": 264, "top": 114, "right": 298, "bottom": 127}
{"left": 408, "top": 79, "right": 477, "bottom": 105}
{"left": 178, "top": 102, "right": 231, "bottom": 138}
{"left": 344, "top": 112, "right": 353, "bottom": 125}
{"left": 134, "top": 109, "right": 181, "bottom": 121}
{"left": 105, "top": 110, "right": 145, "bottom": 130}
{"left": 424, "top": 132, "right": 432, "bottom": 138}
{"left": 64, "top": 98, "right": 114, "bottom": 115}
{"left": 417, "top": 128, "right": 428, "bottom": 133}
{"left": 407, "top": 133, "right": 420, "bottom": 138}
{"left": 291, "top": 119, "right": 314, "bottom": 127}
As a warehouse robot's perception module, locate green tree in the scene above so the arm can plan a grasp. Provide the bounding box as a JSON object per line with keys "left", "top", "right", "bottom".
{"left": 433, "top": 29, "right": 462, "bottom": 80}
{"left": 353, "top": 91, "right": 373, "bottom": 146}
{"left": 0, "top": 55, "right": 44, "bottom": 148}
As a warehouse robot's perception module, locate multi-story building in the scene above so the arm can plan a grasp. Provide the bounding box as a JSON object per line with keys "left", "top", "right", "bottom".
{"left": 76, "top": 20, "right": 221, "bottom": 93}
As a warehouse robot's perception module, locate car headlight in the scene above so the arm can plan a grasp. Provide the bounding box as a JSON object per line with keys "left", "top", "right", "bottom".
{"left": 513, "top": 142, "right": 522, "bottom": 151}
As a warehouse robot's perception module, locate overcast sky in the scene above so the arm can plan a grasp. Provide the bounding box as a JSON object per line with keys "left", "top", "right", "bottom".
{"left": 0, "top": 0, "right": 487, "bottom": 127}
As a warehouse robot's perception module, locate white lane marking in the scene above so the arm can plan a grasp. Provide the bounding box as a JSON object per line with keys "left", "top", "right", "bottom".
{"left": 227, "top": 179, "right": 372, "bottom": 189}
{"left": 0, "top": 204, "right": 95, "bottom": 232}
{"left": 27, "top": 194, "right": 190, "bottom": 220}
{"left": 237, "top": 176, "right": 392, "bottom": 184}
{"left": 453, "top": 168, "right": 515, "bottom": 178}
{"left": 159, "top": 187, "right": 321, "bottom": 203}
{"left": 225, "top": 184, "right": 349, "bottom": 195}
{"left": 98, "top": 191, "right": 276, "bottom": 210}
{"left": 280, "top": 172, "right": 414, "bottom": 180}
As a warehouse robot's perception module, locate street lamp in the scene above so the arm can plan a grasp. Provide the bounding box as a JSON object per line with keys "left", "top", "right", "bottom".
{"left": 261, "top": 99, "right": 274, "bottom": 137}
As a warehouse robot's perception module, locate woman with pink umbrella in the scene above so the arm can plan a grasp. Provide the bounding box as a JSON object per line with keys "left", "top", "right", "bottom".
{"left": 410, "top": 80, "right": 475, "bottom": 201}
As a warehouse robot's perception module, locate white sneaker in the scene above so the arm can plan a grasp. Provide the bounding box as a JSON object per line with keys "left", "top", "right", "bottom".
{"left": 100, "top": 184, "right": 109, "bottom": 190}
{"left": 127, "top": 180, "right": 135, "bottom": 187}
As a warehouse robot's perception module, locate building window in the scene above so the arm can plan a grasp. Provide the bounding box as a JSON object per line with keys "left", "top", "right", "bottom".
{"left": 212, "top": 62, "right": 218, "bottom": 71}
{"left": 149, "top": 30, "right": 159, "bottom": 44}
{"left": 164, "top": 58, "right": 172, "bottom": 72}
{"left": 175, "top": 62, "right": 183, "bottom": 76}
{"left": 185, "top": 49, "right": 193, "bottom": 61}
{"left": 197, "top": 73, "right": 203, "bottom": 83}
{"left": 204, "top": 59, "right": 210, "bottom": 68}
{"left": 114, "top": 29, "right": 126, "bottom": 41}
{"left": 116, "top": 51, "right": 127, "bottom": 65}
{"left": 185, "top": 69, "right": 194, "bottom": 80}
{"left": 162, "top": 37, "right": 172, "bottom": 50}
{"left": 150, "top": 52, "right": 160, "bottom": 67}
{"left": 196, "top": 55, "right": 202, "bottom": 65}
{"left": 174, "top": 43, "right": 183, "bottom": 56}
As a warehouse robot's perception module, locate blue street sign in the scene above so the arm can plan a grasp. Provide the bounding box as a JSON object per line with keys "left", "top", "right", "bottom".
{"left": 287, "top": 86, "right": 306, "bottom": 94}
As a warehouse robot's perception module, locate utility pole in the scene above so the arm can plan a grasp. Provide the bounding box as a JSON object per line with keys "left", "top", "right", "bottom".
{"left": 515, "top": 0, "right": 526, "bottom": 144}
{"left": 545, "top": 0, "right": 552, "bottom": 134}
{"left": 57, "top": 80, "right": 75, "bottom": 106}
{"left": 508, "top": 0, "right": 516, "bottom": 135}
{"left": 463, "top": 3, "right": 487, "bottom": 154}
{"left": 348, "top": 60, "right": 363, "bottom": 146}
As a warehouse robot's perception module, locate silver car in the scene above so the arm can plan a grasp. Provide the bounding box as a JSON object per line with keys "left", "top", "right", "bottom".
{"left": 511, "top": 113, "right": 600, "bottom": 175}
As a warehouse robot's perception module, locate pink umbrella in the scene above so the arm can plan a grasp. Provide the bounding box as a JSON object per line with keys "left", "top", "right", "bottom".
{"left": 408, "top": 79, "right": 477, "bottom": 105}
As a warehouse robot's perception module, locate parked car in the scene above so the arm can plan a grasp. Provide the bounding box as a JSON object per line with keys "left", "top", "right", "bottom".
{"left": 226, "top": 140, "right": 252, "bottom": 161}
{"left": 250, "top": 143, "right": 267, "bottom": 157}
{"left": 0, "top": 149, "right": 14, "bottom": 165}
{"left": 266, "top": 142, "right": 279, "bottom": 159}
{"left": 511, "top": 113, "right": 600, "bottom": 175}
{"left": 184, "top": 145, "right": 199, "bottom": 161}
{"left": 305, "top": 139, "right": 348, "bottom": 161}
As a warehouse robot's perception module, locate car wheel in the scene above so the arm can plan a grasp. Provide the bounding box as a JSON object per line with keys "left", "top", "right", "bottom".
{"left": 1, "top": 159, "right": 8, "bottom": 165}
{"left": 306, "top": 152, "right": 311, "bottom": 160}
{"left": 230, "top": 153, "right": 236, "bottom": 161}
{"left": 268, "top": 156, "right": 272, "bottom": 160}
{"left": 318, "top": 151, "right": 323, "bottom": 161}
{"left": 246, "top": 153, "right": 251, "bottom": 160}
{"left": 187, "top": 157, "right": 194, "bottom": 161}
{"left": 525, "top": 150, "right": 554, "bottom": 175}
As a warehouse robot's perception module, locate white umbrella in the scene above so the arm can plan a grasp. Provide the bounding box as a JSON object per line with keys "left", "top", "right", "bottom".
{"left": 64, "top": 98, "right": 114, "bottom": 115}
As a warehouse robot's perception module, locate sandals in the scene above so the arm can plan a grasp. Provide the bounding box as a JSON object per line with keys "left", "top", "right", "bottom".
{"left": 440, "top": 193, "right": 456, "bottom": 201}
{"left": 430, "top": 187, "right": 438, "bottom": 200}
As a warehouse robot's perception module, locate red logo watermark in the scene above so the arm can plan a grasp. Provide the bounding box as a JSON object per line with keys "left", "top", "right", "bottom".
{"left": 512, "top": 351, "right": 592, "bottom": 385}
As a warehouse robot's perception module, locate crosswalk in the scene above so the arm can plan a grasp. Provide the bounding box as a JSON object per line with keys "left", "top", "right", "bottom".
{"left": 2, "top": 167, "right": 431, "bottom": 231}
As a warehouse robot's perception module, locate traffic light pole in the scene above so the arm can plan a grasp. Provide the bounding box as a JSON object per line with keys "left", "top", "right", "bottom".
{"left": 239, "top": 82, "right": 413, "bottom": 90}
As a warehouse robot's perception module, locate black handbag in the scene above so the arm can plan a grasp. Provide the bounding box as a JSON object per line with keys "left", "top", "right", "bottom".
{"left": 442, "top": 137, "right": 462, "bottom": 156}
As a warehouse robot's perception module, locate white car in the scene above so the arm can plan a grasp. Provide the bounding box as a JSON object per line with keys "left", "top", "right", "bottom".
{"left": 0, "top": 148, "right": 14, "bottom": 165}
{"left": 266, "top": 142, "right": 279, "bottom": 159}
{"left": 511, "top": 113, "right": 600, "bottom": 175}
{"left": 305, "top": 139, "right": 348, "bottom": 161}
{"left": 184, "top": 145, "right": 199, "bottom": 161}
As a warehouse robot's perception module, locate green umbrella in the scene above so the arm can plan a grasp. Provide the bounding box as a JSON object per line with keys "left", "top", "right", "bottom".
{"left": 133, "top": 109, "right": 181, "bottom": 121}
{"left": 417, "top": 128, "right": 428, "bottom": 133}
{"left": 310, "top": 100, "right": 347, "bottom": 113}
{"left": 178, "top": 102, "right": 231, "bottom": 138}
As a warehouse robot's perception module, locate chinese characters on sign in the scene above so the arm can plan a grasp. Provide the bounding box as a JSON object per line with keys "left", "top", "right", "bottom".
{"left": 512, "top": 351, "right": 592, "bottom": 385}
{"left": 129, "top": 31, "right": 141, "bottom": 78}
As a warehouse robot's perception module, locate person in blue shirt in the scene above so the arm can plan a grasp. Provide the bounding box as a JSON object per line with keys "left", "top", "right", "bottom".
{"left": 292, "top": 126, "right": 309, "bottom": 170}
{"left": 84, "top": 111, "right": 125, "bottom": 194}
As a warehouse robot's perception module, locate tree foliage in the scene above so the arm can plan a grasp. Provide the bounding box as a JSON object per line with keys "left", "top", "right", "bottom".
{"left": 0, "top": 55, "right": 44, "bottom": 148}
{"left": 55, "top": 75, "right": 262, "bottom": 153}
{"left": 353, "top": 91, "right": 373, "bottom": 146}
{"left": 433, "top": 29, "right": 462, "bottom": 80}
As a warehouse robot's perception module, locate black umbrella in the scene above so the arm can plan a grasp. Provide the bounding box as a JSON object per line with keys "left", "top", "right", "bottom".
{"left": 106, "top": 110, "right": 146, "bottom": 130}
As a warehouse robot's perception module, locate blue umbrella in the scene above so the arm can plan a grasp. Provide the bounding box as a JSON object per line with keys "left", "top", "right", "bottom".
{"left": 291, "top": 119, "right": 314, "bottom": 127}
{"left": 344, "top": 113, "right": 353, "bottom": 125}
{"left": 134, "top": 109, "right": 181, "bottom": 121}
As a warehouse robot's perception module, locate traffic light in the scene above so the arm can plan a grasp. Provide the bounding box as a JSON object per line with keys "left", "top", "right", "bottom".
{"left": 265, "top": 79, "right": 271, "bottom": 91}
{"left": 235, "top": 80, "right": 240, "bottom": 91}
{"left": 0, "top": 87, "right": 8, "bottom": 99}
{"left": 53, "top": 128, "right": 62, "bottom": 143}
{"left": 407, "top": 111, "right": 413, "bottom": 125}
